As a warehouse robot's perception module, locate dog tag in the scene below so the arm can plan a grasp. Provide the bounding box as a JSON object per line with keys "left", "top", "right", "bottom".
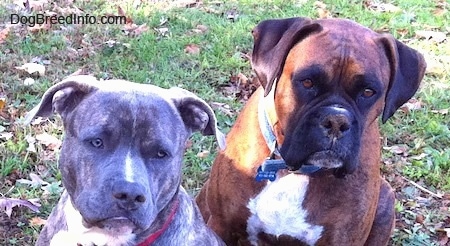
{"left": 255, "top": 159, "right": 287, "bottom": 182}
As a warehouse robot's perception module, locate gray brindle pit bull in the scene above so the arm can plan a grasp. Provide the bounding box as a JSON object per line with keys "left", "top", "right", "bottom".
{"left": 26, "top": 75, "right": 226, "bottom": 246}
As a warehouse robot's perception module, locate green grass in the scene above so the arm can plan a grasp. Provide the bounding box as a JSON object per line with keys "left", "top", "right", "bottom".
{"left": 0, "top": 0, "right": 449, "bottom": 245}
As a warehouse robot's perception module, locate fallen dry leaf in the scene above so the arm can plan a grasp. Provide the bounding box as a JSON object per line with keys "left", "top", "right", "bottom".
{"left": 366, "top": 1, "right": 401, "bottom": 12}
{"left": 423, "top": 53, "right": 448, "bottom": 75}
{"left": 237, "top": 73, "right": 249, "bottom": 85}
{"left": 0, "top": 97, "right": 6, "bottom": 110}
{"left": 0, "top": 26, "right": 10, "bottom": 45}
{"left": 211, "top": 102, "right": 234, "bottom": 116}
{"left": 16, "top": 173, "right": 49, "bottom": 187}
{"left": 29, "top": 216, "right": 47, "bottom": 226}
{"left": 54, "top": 5, "right": 83, "bottom": 16}
{"left": 190, "top": 24, "right": 208, "bottom": 35}
{"left": 123, "top": 23, "right": 149, "bottom": 37}
{"left": 415, "top": 214, "right": 425, "bottom": 224}
{"left": 24, "top": 77, "right": 35, "bottom": 86}
{"left": 197, "top": 150, "right": 210, "bottom": 158}
{"left": 0, "top": 132, "right": 13, "bottom": 141}
{"left": 185, "top": 44, "right": 200, "bottom": 54}
{"left": 384, "top": 144, "right": 409, "bottom": 155}
{"left": 317, "top": 8, "right": 331, "bottom": 19}
{"left": 314, "top": 1, "right": 331, "bottom": 18}
{"left": 154, "top": 27, "right": 170, "bottom": 37}
{"left": 185, "top": 139, "right": 193, "bottom": 149}
{"left": 30, "top": 117, "right": 45, "bottom": 126}
{"left": 226, "top": 8, "right": 239, "bottom": 21}
{"left": 433, "top": 6, "right": 448, "bottom": 17}
{"left": 131, "top": 24, "right": 149, "bottom": 37}
{"left": 104, "top": 40, "right": 119, "bottom": 47}
{"left": 184, "top": 0, "right": 202, "bottom": 8}
{"left": 195, "top": 24, "right": 208, "bottom": 33}
{"left": 26, "top": 135, "right": 37, "bottom": 153}
{"left": 15, "top": 63, "right": 46, "bottom": 76}
{"left": 27, "top": 22, "right": 52, "bottom": 33}
{"left": 410, "top": 153, "right": 427, "bottom": 160}
{"left": 36, "top": 132, "right": 62, "bottom": 150}
{"left": 415, "top": 30, "right": 447, "bottom": 43}
{"left": 0, "top": 197, "right": 40, "bottom": 217}
{"left": 28, "top": 0, "right": 48, "bottom": 11}
{"left": 431, "top": 108, "right": 449, "bottom": 115}
{"left": 438, "top": 231, "right": 449, "bottom": 246}
{"left": 117, "top": 6, "right": 134, "bottom": 24}
{"left": 400, "top": 98, "right": 422, "bottom": 114}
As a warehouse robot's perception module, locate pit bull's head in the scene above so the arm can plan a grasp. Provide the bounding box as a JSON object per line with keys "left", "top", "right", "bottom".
{"left": 26, "top": 75, "right": 225, "bottom": 235}
{"left": 252, "top": 17, "right": 426, "bottom": 176}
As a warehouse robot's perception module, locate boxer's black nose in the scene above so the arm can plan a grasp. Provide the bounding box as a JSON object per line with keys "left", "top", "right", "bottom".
{"left": 112, "top": 181, "right": 147, "bottom": 210}
{"left": 320, "top": 106, "right": 351, "bottom": 139}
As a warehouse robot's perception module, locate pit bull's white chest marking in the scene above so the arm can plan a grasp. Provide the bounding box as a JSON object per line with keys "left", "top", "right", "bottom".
{"left": 54, "top": 197, "right": 136, "bottom": 246}
{"left": 124, "top": 151, "right": 135, "bottom": 183}
{"left": 246, "top": 174, "right": 323, "bottom": 246}
{"left": 124, "top": 94, "right": 138, "bottom": 183}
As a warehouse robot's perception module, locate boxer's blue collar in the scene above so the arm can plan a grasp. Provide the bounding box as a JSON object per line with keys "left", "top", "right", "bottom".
{"left": 256, "top": 79, "right": 322, "bottom": 181}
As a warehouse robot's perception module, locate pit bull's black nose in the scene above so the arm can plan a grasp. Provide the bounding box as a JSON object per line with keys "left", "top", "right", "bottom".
{"left": 320, "top": 106, "right": 351, "bottom": 139}
{"left": 112, "top": 181, "right": 147, "bottom": 210}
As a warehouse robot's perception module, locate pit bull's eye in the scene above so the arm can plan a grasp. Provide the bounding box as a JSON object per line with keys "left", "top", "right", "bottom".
{"left": 362, "top": 88, "right": 375, "bottom": 98}
{"left": 156, "top": 150, "right": 168, "bottom": 158}
{"left": 90, "top": 138, "right": 103, "bottom": 148}
{"left": 302, "top": 79, "right": 314, "bottom": 89}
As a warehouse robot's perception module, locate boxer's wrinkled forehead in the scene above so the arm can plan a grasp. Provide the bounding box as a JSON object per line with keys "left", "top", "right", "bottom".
{"left": 284, "top": 27, "right": 391, "bottom": 88}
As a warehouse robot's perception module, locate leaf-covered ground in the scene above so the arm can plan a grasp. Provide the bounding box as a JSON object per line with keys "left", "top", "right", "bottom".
{"left": 0, "top": 0, "right": 449, "bottom": 245}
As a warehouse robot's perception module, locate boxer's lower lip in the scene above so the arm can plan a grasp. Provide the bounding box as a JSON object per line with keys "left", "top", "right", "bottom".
{"left": 305, "top": 150, "right": 343, "bottom": 168}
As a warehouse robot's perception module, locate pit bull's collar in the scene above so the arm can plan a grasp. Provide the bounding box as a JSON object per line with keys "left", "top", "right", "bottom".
{"left": 256, "top": 79, "right": 322, "bottom": 181}
{"left": 137, "top": 199, "right": 180, "bottom": 246}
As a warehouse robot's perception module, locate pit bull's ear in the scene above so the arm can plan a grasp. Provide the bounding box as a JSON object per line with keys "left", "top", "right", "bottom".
{"left": 24, "top": 75, "right": 98, "bottom": 124}
{"left": 169, "top": 88, "right": 226, "bottom": 150}
{"left": 379, "top": 35, "right": 426, "bottom": 123}
{"left": 251, "top": 17, "right": 322, "bottom": 96}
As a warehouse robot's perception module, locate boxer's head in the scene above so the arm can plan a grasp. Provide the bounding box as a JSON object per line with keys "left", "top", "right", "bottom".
{"left": 252, "top": 18, "right": 426, "bottom": 176}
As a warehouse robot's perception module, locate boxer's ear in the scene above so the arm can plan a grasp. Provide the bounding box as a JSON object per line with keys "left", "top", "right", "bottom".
{"left": 379, "top": 35, "right": 426, "bottom": 123}
{"left": 170, "top": 88, "right": 226, "bottom": 150}
{"left": 251, "top": 17, "right": 322, "bottom": 96}
{"left": 24, "top": 75, "right": 98, "bottom": 124}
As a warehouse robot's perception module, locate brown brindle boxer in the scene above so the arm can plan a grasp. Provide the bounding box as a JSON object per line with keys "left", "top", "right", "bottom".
{"left": 196, "top": 17, "right": 426, "bottom": 245}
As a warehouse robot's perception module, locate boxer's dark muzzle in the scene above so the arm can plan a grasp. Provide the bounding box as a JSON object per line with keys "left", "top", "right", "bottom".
{"left": 280, "top": 100, "right": 362, "bottom": 177}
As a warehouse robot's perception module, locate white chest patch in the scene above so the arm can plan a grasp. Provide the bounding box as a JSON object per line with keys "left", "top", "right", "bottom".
{"left": 246, "top": 174, "right": 323, "bottom": 246}
{"left": 52, "top": 198, "right": 136, "bottom": 246}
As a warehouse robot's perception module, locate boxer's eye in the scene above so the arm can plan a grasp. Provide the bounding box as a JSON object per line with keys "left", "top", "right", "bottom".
{"left": 362, "top": 88, "right": 375, "bottom": 98}
{"left": 90, "top": 138, "right": 104, "bottom": 148}
{"left": 301, "top": 79, "right": 314, "bottom": 89}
